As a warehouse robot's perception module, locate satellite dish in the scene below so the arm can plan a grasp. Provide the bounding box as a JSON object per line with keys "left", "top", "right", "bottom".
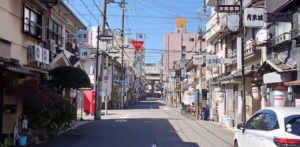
{"left": 206, "top": 45, "right": 212, "bottom": 53}
{"left": 256, "top": 29, "right": 268, "bottom": 44}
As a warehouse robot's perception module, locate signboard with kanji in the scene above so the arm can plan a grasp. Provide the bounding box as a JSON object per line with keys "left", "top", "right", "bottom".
{"left": 244, "top": 8, "right": 264, "bottom": 28}
{"left": 76, "top": 30, "right": 89, "bottom": 42}
{"left": 193, "top": 55, "right": 203, "bottom": 65}
{"left": 99, "top": 42, "right": 107, "bottom": 52}
{"left": 206, "top": 55, "right": 221, "bottom": 67}
{"left": 132, "top": 41, "right": 144, "bottom": 52}
{"left": 79, "top": 48, "right": 90, "bottom": 59}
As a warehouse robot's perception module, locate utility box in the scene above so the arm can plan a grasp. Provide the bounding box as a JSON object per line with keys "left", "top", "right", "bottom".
{"left": 226, "top": 118, "right": 234, "bottom": 128}
{"left": 84, "top": 91, "right": 95, "bottom": 114}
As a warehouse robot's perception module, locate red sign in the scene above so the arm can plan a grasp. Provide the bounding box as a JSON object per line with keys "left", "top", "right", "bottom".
{"left": 132, "top": 41, "right": 144, "bottom": 52}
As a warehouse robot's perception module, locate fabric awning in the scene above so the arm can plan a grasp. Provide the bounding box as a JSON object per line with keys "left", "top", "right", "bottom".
{"left": 284, "top": 80, "right": 300, "bottom": 86}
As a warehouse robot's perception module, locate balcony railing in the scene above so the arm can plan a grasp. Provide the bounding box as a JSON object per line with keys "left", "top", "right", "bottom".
{"left": 291, "top": 26, "right": 300, "bottom": 40}
{"left": 271, "top": 32, "right": 291, "bottom": 47}
{"left": 226, "top": 41, "right": 262, "bottom": 63}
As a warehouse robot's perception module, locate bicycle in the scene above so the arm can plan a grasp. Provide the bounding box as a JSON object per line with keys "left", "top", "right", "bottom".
{"left": 181, "top": 103, "right": 196, "bottom": 116}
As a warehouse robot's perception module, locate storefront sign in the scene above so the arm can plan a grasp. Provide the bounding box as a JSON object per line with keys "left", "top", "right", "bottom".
{"left": 76, "top": 30, "right": 89, "bottom": 42}
{"left": 206, "top": 55, "right": 221, "bottom": 67}
{"left": 79, "top": 48, "right": 90, "bottom": 59}
{"left": 296, "top": 99, "right": 300, "bottom": 108}
{"left": 228, "top": 15, "right": 239, "bottom": 32}
{"left": 263, "top": 72, "right": 292, "bottom": 84}
{"left": 193, "top": 55, "right": 204, "bottom": 65}
{"left": 244, "top": 8, "right": 264, "bottom": 28}
{"left": 217, "top": 5, "right": 240, "bottom": 13}
{"left": 267, "top": 13, "right": 293, "bottom": 22}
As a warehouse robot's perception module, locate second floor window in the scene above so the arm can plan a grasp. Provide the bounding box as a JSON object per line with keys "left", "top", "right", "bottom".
{"left": 182, "top": 46, "right": 186, "bottom": 51}
{"left": 277, "top": 22, "right": 291, "bottom": 36}
{"left": 48, "top": 19, "right": 63, "bottom": 46}
{"left": 182, "top": 54, "right": 186, "bottom": 59}
{"left": 189, "top": 38, "right": 194, "bottom": 42}
{"left": 23, "top": 5, "right": 42, "bottom": 39}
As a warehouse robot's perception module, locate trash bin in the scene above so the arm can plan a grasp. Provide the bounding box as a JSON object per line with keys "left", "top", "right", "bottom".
{"left": 213, "top": 113, "right": 218, "bottom": 122}
{"left": 226, "top": 118, "right": 234, "bottom": 128}
{"left": 202, "top": 108, "right": 209, "bottom": 121}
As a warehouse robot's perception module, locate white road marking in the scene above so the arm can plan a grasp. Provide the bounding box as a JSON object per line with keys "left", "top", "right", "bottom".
{"left": 152, "top": 144, "right": 157, "bottom": 147}
{"left": 115, "top": 119, "right": 127, "bottom": 122}
{"left": 143, "top": 121, "right": 154, "bottom": 123}
{"left": 163, "top": 107, "right": 169, "bottom": 110}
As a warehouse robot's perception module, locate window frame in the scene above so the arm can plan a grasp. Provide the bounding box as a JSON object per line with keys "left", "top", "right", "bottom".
{"left": 258, "top": 113, "right": 279, "bottom": 131}
{"left": 189, "top": 38, "right": 195, "bottom": 42}
{"left": 23, "top": 4, "right": 42, "bottom": 40}
{"left": 182, "top": 54, "right": 186, "bottom": 59}
{"left": 182, "top": 46, "right": 186, "bottom": 51}
{"left": 47, "top": 18, "right": 63, "bottom": 46}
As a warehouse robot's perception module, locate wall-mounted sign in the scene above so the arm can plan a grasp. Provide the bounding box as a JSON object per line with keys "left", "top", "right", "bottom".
{"left": 76, "top": 30, "right": 89, "bottom": 42}
{"left": 256, "top": 29, "right": 268, "bottom": 44}
{"left": 99, "top": 42, "right": 107, "bottom": 52}
{"left": 193, "top": 55, "right": 204, "bottom": 65}
{"left": 244, "top": 8, "right": 264, "bottom": 28}
{"left": 228, "top": 15, "right": 239, "bottom": 32}
{"left": 79, "top": 48, "right": 90, "bottom": 59}
{"left": 217, "top": 5, "right": 240, "bottom": 13}
{"left": 206, "top": 55, "right": 220, "bottom": 67}
{"left": 267, "top": 13, "right": 293, "bottom": 22}
{"left": 181, "top": 69, "right": 186, "bottom": 77}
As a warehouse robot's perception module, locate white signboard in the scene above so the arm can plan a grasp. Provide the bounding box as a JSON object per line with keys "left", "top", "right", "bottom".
{"left": 228, "top": 14, "right": 239, "bottom": 32}
{"left": 102, "top": 92, "right": 110, "bottom": 102}
{"left": 99, "top": 42, "right": 107, "bottom": 52}
{"left": 76, "top": 30, "right": 89, "bottom": 42}
{"left": 79, "top": 48, "right": 90, "bottom": 59}
{"left": 206, "top": 55, "right": 221, "bottom": 67}
{"left": 244, "top": 8, "right": 264, "bottom": 28}
{"left": 181, "top": 69, "right": 186, "bottom": 77}
{"left": 193, "top": 55, "right": 204, "bottom": 65}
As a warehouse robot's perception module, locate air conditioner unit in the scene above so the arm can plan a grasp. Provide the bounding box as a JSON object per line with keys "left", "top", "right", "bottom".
{"left": 46, "top": 39, "right": 56, "bottom": 52}
{"left": 27, "top": 45, "right": 43, "bottom": 62}
{"left": 42, "top": 48, "right": 50, "bottom": 65}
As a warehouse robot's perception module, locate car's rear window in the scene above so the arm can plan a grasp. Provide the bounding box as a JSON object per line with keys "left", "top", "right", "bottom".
{"left": 285, "top": 115, "right": 300, "bottom": 136}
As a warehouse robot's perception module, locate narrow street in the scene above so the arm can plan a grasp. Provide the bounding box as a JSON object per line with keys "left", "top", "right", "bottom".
{"left": 29, "top": 97, "right": 234, "bottom": 147}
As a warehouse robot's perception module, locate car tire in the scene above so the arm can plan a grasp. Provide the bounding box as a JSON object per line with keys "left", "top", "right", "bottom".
{"left": 234, "top": 141, "right": 238, "bottom": 147}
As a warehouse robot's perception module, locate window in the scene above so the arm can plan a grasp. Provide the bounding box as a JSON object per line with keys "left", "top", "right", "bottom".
{"left": 89, "top": 66, "right": 94, "bottom": 75}
{"left": 285, "top": 115, "right": 300, "bottom": 136}
{"left": 47, "top": 18, "right": 63, "bottom": 46}
{"left": 182, "top": 54, "right": 186, "bottom": 59}
{"left": 277, "top": 22, "right": 291, "bottom": 35}
{"left": 182, "top": 46, "right": 186, "bottom": 51}
{"left": 23, "top": 5, "right": 42, "bottom": 39}
{"left": 259, "top": 113, "right": 279, "bottom": 131}
{"left": 215, "top": 42, "right": 219, "bottom": 53}
{"left": 245, "top": 113, "right": 264, "bottom": 130}
{"left": 189, "top": 38, "right": 195, "bottom": 42}
{"left": 232, "top": 39, "right": 237, "bottom": 51}
{"left": 202, "top": 38, "right": 206, "bottom": 42}
{"left": 177, "top": 29, "right": 180, "bottom": 33}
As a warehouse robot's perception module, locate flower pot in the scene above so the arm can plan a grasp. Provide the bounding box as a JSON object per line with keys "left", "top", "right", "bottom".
{"left": 18, "top": 136, "right": 27, "bottom": 146}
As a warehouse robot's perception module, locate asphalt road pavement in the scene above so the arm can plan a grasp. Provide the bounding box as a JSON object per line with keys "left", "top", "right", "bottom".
{"left": 28, "top": 97, "right": 234, "bottom": 147}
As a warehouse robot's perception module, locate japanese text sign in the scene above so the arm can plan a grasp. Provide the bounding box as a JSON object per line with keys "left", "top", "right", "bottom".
{"left": 193, "top": 55, "right": 203, "bottom": 65}
{"left": 79, "top": 48, "right": 90, "bottom": 59}
{"left": 244, "top": 8, "right": 264, "bottom": 28}
{"left": 206, "top": 55, "right": 221, "bottom": 67}
{"left": 132, "top": 41, "right": 144, "bottom": 52}
{"left": 76, "top": 30, "right": 89, "bottom": 42}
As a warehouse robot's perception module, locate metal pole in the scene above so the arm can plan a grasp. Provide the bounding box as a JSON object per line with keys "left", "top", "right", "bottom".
{"left": 94, "top": 26, "right": 101, "bottom": 120}
{"left": 240, "top": 0, "right": 246, "bottom": 123}
{"left": 105, "top": 52, "right": 108, "bottom": 115}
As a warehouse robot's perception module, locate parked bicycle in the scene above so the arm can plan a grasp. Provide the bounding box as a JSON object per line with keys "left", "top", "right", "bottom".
{"left": 181, "top": 102, "right": 196, "bottom": 116}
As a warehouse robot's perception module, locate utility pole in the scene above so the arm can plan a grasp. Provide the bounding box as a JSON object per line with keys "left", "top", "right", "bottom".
{"left": 239, "top": 0, "right": 246, "bottom": 123}
{"left": 98, "top": 0, "right": 108, "bottom": 118}
{"left": 121, "top": 0, "right": 125, "bottom": 109}
{"left": 94, "top": 26, "right": 101, "bottom": 120}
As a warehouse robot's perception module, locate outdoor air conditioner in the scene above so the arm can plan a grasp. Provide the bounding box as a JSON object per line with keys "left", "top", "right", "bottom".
{"left": 42, "top": 48, "right": 50, "bottom": 65}
{"left": 27, "top": 45, "right": 43, "bottom": 62}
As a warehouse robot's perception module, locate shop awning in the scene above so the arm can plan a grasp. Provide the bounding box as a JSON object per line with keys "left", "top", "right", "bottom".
{"left": 0, "top": 62, "right": 34, "bottom": 75}
{"left": 284, "top": 80, "right": 300, "bottom": 86}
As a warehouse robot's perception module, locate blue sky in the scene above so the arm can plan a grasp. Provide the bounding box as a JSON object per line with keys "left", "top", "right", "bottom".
{"left": 66, "top": 0, "right": 210, "bottom": 65}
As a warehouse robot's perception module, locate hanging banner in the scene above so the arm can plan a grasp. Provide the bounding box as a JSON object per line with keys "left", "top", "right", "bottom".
{"left": 228, "top": 15, "right": 239, "bottom": 32}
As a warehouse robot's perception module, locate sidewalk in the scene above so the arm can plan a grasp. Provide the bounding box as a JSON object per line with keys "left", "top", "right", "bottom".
{"left": 164, "top": 101, "right": 237, "bottom": 134}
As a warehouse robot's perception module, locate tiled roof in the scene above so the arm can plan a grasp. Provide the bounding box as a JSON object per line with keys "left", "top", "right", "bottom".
{"left": 0, "top": 62, "right": 34, "bottom": 75}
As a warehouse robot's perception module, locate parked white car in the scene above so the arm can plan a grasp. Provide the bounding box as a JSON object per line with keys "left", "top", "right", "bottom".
{"left": 234, "top": 107, "right": 300, "bottom": 147}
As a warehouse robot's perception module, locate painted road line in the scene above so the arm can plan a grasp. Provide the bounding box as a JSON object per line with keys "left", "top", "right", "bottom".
{"left": 115, "top": 119, "right": 127, "bottom": 122}
{"left": 152, "top": 144, "right": 157, "bottom": 147}
{"left": 143, "top": 121, "right": 153, "bottom": 123}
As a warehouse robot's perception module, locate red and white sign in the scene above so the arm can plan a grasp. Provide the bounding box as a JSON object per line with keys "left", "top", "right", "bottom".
{"left": 132, "top": 41, "right": 144, "bottom": 52}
